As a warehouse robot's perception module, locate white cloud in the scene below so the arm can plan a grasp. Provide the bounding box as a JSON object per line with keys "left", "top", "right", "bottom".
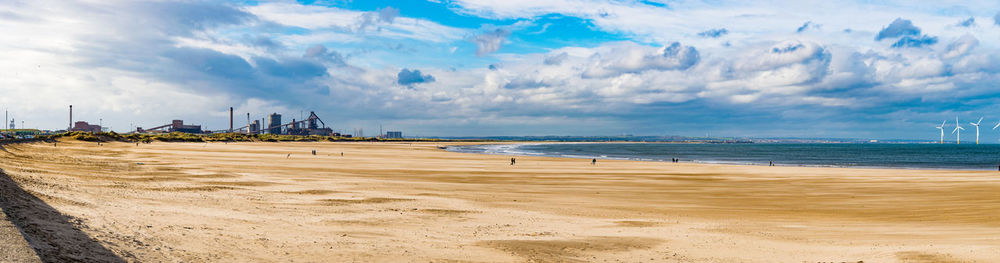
{"left": 941, "top": 34, "right": 978, "bottom": 59}
{"left": 582, "top": 42, "right": 700, "bottom": 78}
{"left": 4, "top": 0, "right": 1000, "bottom": 138}
{"left": 246, "top": 3, "right": 466, "bottom": 43}
{"left": 473, "top": 28, "right": 510, "bottom": 56}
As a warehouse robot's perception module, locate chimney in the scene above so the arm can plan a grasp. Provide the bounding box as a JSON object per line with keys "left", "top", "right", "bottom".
{"left": 229, "top": 107, "right": 233, "bottom": 132}
{"left": 69, "top": 105, "right": 73, "bottom": 130}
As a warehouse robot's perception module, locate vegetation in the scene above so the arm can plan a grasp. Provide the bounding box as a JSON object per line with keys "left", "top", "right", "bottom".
{"left": 41, "top": 131, "right": 451, "bottom": 143}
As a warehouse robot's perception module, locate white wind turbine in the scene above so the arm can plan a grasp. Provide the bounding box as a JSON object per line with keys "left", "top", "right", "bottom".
{"left": 971, "top": 117, "right": 983, "bottom": 144}
{"left": 953, "top": 116, "right": 964, "bottom": 144}
{"left": 936, "top": 120, "right": 946, "bottom": 144}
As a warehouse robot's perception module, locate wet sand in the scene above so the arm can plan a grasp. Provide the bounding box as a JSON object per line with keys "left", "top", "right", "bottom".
{"left": 0, "top": 140, "right": 998, "bottom": 262}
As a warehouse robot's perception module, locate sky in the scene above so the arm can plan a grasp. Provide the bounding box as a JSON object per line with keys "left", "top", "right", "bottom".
{"left": 2, "top": 0, "right": 1000, "bottom": 141}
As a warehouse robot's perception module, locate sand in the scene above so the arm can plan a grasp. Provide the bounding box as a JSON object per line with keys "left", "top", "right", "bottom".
{"left": 0, "top": 206, "right": 40, "bottom": 262}
{"left": 0, "top": 140, "right": 997, "bottom": 262}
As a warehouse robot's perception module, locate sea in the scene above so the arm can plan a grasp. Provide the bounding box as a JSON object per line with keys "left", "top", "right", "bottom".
{"left": 447, "top": 143, "right": 1000, "bottom": 170}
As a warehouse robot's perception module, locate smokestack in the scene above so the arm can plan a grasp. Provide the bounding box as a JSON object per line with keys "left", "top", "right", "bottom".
{"left": 69, "top": 105, "right": 72, "bottom": 131}
{"left": 246, "top": 113, "right": 250, "bottom": 134}
{"left": 229, "top": 107, "right": 233, "bottom": 132}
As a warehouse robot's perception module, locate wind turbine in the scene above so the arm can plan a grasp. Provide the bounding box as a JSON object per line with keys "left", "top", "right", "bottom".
{"left": 971, "top": 117, "right": 983, "bottom": 144}
{"left": 952, "top": 116, "right": 964, "bottom": 144}
{"left": 936, "top": 120, "right": 946, "bottom": 144}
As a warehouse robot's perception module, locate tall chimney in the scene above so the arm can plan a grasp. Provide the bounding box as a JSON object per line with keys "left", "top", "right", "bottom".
{"left": 229, "top": 107, "right": 233, "bottom": 132}
{"left": 246, "top": 113, "right": 250, "bottom": 134}
{"left": 69, "top": 105, "right": 73, "bottom": 130}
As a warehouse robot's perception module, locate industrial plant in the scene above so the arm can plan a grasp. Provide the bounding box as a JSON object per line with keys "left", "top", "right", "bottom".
{"left": 0, "top": 105, "right": 411, "bottom": 139}
{"left": 125, "top": 107, "right": 346, "bottom": 137}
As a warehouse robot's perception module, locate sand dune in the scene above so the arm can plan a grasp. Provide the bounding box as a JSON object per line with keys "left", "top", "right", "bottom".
{"left": 0, "top": 140, "right": 998, "bottom": 262}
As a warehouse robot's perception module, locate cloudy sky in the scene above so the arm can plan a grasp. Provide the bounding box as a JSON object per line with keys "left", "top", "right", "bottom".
{"left": 2, "top": 0, "right": 1000, "bottom": 140}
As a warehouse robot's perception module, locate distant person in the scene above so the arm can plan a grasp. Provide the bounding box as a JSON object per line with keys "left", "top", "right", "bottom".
{"left": 340, "top": 152, "right": 344, "bottom": 156}
{"left": 769, "top": 160, "right": 773, "bottom": 166}
{"left": 311, "top": 150, "right": 316, "bottom": 155}
{"left": 510, "top": 158, "right": 516, "bottom": 165}
{"left": 591, "top": 158, "right": 596, "bottom": 165}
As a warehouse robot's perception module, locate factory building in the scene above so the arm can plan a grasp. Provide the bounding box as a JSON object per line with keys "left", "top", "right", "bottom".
{"left": 267, "top": 113, "right": 282, "bottom": 134}
{"left": 286, "top": 111, "right": 334, "bottom": 136}
{"left": 169, "top": 120, "right": 202, "bottom": 133}
{"left": 249, "top": 120, "right": 260, "bottom": 134}
{"left": 385, "top": 131, "right": 403, "bottom": 139}
{"left": 71, "top": 121, "right": 102, "bottom": 133}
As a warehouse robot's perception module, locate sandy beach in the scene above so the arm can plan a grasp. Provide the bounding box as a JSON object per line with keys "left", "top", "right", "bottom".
{"left": 0, "top": 140, "right": 998, "bottom": 262}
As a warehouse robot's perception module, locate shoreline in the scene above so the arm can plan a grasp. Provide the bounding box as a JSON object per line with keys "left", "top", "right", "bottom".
{"left": 446, "top": 142, "right": 1000, "bottom": 172}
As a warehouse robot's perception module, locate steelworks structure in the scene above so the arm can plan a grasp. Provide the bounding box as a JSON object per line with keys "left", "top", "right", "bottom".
{"left": 132, "top": 110, "right": 339, "bottom": 136}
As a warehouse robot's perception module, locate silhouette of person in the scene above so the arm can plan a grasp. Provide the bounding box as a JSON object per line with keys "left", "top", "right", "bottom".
{"left": 592, "top": 158, "right": 596, "bottom": 165}
{"left": 510, "top": 158, "right": 515, "bottom": 165}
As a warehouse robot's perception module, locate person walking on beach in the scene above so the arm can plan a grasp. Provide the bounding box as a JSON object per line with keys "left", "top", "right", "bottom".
{"left": 510, "top": 158, "right": 516, "bottom": 165}
{"left": 591, "top": 158, "right": 596, "bottom": 165}
{"left": 769, "top": 160, "right": 774, "bottom": 166}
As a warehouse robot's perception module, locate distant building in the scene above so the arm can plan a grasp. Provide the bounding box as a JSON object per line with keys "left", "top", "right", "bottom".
{"left": 307, "top": 112, "right": 321, "bottom": 129}
{"left": 268, "top": 113, "right": 282, "bottom": 134}
{"left": 169, "top": 120, "right": 202, "bottom": 133}
{"left": 249, "top": 120, "right": 260, "bottom": 134}
{"left": 385, "top": 131, "right": 403, "bottom": 139}
{"left": 71, "top": 121, "right": 102, "bottom": 133}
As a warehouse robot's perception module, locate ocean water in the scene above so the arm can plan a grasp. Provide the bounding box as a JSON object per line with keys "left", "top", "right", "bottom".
{"left": 448, "top": 143, "right": 1000, "bottom": 170}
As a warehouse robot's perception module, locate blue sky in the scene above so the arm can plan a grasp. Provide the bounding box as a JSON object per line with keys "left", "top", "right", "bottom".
{"left": 2, "top": 0, "right": 1000, "bottom": 141}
